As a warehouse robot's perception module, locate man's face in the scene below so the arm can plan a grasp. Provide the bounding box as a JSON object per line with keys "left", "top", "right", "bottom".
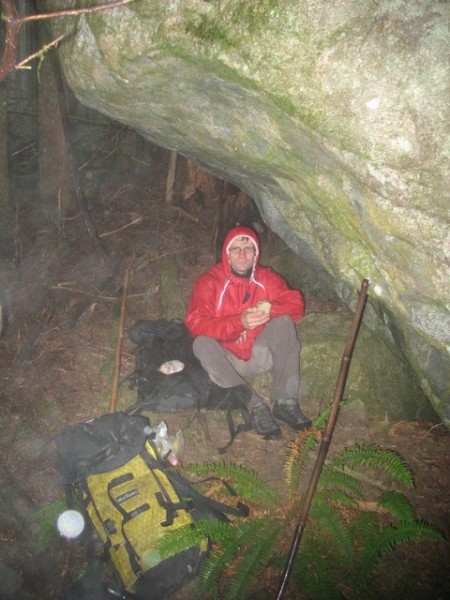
{"left": 228, "top": 237, "right": 256, "bottom": 274}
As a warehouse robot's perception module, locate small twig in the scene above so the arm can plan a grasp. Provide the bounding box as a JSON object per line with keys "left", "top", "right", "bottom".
{"left": 108, "top": 183, "right": 135, "bottom": 202}
{"left": 170, "top": 205, "right": 199, "bottom": 223}
{"left": 5, "top": 0, "right": 136, "bottom": 24}
{"left": 15, "top": 33, "right": 67, "bottom": 69}
{"left": 99, "top": 216, "right": 143, "bottom": 238}
{"left": 109, "top": 267, "right": 130, "bottom": 413}
{"left": 11, "top": 142, "right": 36, "bottom": 157}
{"left": 50, "top": 283, "right": 145, "bottom": 302}
{"left": 422, "top": 422, "right": 446, "bottom": 439}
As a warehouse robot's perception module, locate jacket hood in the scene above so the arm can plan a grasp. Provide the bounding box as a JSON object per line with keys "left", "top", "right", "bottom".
{"left": 221, "top": 226, "right": 261, "bottom": 278}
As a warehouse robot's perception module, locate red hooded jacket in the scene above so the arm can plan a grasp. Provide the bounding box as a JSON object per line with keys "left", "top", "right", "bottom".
{"left": 185, "top": 226, "right": 305, "bottom": 360}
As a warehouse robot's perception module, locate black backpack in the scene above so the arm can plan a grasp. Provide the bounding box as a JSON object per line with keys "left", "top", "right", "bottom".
{"left": 125, "top": 319, "right": 253, "bottom": 452}
{"left": 126, "top": 319, "right": 211, "bottom": 413}
{"left": 51, "top": 412, "right": 249, "bottom": 600}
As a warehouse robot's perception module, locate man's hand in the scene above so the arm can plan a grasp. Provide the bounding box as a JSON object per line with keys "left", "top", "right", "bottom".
{"left": 241, "top": 308, "right": 271, "bottom": 330}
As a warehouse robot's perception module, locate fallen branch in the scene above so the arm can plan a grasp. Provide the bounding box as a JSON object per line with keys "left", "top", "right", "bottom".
{"left": 109, "top": 267, "right": 130, "bottom": 413}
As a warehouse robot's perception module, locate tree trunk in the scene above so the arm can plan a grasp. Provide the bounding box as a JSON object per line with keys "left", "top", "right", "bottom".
{"left": 37, "top": 35, "right": 74, "bottom": 211}
{"left": 0, "top": 80, "right": 9, "bottom": 210}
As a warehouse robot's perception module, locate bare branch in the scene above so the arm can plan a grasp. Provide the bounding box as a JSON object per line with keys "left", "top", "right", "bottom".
{"left": 6, "top": 0, "right": 136, "bottom": 24}
{"left": 0, "top": 0, "right": 136, "bottom": 81}
{"left": 15, "top": 33, "right": 67, "bottom": 70}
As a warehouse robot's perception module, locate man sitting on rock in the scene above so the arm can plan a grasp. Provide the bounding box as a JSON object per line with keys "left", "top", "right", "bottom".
{"left": 185, "top": 225, "right": 311, "bottom": 438}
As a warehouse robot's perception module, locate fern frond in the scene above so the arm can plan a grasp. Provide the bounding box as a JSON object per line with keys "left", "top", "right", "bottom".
{"left": 294, "top": 552, "right": 343, "bottom": 600}
{"left": 318, "top": 468, "right": 365, "bottom": 502}
{"left": 309, "top": 500, "right": 354, "bottom": 564}
{"left": 281, "top": 406, "right": 329, "bottom": 496}
{"left": 26, "top": 497, "right": 68, "bottom": 524}
{"left": 377, "top": 490, "right": 416, "bottom": 523}
{"left": 348, "top": 510, "right": 380, "bottom": 547}
{"left": 199, "top": 546, "right": 233, "bottom": 600}
{"left": 293, "top": 526, "right": 344, "bottom": 600}
{"left": 198, "top": 517, "right": 276, "bottom": 598}
{"left": 182, "top": 462, "right": 278, "bottom": 508}
{"left": 312, "top": 406, "right": 331, "bottom": 429}
{"left": 225, "top": 521, "right": 282, "bottom": 600}
{"left": 284, "top": 429, "right": 320, "bottom": 496}
{"left": 356, "top": 521, "right": 444, "bottom": 583}
{"left": 317, "top": 488, "right": 359, "bottom": 508}
{"left": 26, "top": 498, "right": 68, "bottom": 554}
{"left": 328, "top": 445, "right": 414, "bottom": 488}
{"left": 158, "top": 519, "right": 232, "bottom": 559}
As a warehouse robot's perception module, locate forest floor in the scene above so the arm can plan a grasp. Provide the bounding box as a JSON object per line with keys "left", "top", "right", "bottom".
{"left": 0, "top": 160, "right": 449, "bottom": 600}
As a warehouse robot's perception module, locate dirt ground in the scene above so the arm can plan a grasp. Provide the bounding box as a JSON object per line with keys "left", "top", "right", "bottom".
{"left": 0, "top": 157, "right": 449, "bottom": 600}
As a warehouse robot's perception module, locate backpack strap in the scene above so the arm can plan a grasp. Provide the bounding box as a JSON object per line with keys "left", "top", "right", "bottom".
{"left": 165, "top": 468, "right": 249, "bottom": 521}
{"left": 216, "top": 403, "right": 252, "bottom": 455}
{"left": 141, "top": 441, "right": 249, "bottom": 522}
{"left": 105, "top": 473, "right": 149, "bottom": 574}
{"left": 62, "top": 482, "right": 99, "bottom": 568}
{"left": 61, "top": 481, "right": 127, "bottom": 599}
{"left": 206, "top": 384, "right": 253, "bottom": 454}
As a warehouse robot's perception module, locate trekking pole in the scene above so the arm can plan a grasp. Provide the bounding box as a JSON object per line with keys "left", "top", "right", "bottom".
{"left": 275, "top": 278, "right": 370, "bottom": 600}
{"left": 109, "top": 266, "right": 131, "bottom": 413}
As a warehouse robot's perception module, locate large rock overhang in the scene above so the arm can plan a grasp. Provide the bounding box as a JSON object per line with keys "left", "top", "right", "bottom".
{"left": 47, "top": 0, "right": 449, "bottom": 425}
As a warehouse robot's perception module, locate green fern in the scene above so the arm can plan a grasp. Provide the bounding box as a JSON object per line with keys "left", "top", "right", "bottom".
{"left": 309, "top": 499, "right": 354, "bottom": 565}
{"left": 26, "top": 497, "right": 67, "bottom": 554}
{"left": 348, "top": 510, "right": 381, "bottom": 547}
{"left": 377, "top": 490, "right": 416, "bottom": 523}
{"left": 197, "top": 518, "right": 276, "bottom": 599}
{"left": 312, "top": 406, "right": 331, "bottom": 429}
{"left": 181, "top": 462, "right": 279, "bottom": 508}
{"left": 199, "top": 545, "right": 234, "bottom": 600}
{"left": 158, "top": 519, "right": 231, "bottom": 559}
{"left": 318, "top": 469, "right": 365, "bottom": 503}
{"left": 175, "top": 438, "right": 444, "bottom": 599}
{"left": 225, "top": 520, "right": 282, "bottom": 600}
{"left": 283, "top": 408, "right": 340, "bottom": 498}
{"left": 328, "top": 444, "right": 414, "bottom": 487}
{"left": 293, "top": 540, "right": 343, "bottom": 600}
{"left": 284, "top": 429, "right": 320, "bottom": 495}
{"left": 355, "top": 521, "right": 444, "bottom": 586}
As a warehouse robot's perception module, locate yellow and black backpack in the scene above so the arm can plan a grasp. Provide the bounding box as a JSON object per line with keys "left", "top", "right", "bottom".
{"left": 53, "top": 412, "right": 248, "bottom": 599}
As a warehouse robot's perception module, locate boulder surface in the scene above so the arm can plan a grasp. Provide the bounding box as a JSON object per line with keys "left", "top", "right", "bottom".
{"left": 49, "top": 0, "right": 450, "bottom": 425}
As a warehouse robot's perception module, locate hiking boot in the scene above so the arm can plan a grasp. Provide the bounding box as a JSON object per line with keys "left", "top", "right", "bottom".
{"left": 250, "top": 403, "right": 281, "bottom": 439}
{"left": 273, "top": 399, "right": 312, "bottom": 431}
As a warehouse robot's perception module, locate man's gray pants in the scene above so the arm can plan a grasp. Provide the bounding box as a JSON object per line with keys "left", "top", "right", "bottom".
{"left": 192, "top": 315, "right": 300, "bottom": 408}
